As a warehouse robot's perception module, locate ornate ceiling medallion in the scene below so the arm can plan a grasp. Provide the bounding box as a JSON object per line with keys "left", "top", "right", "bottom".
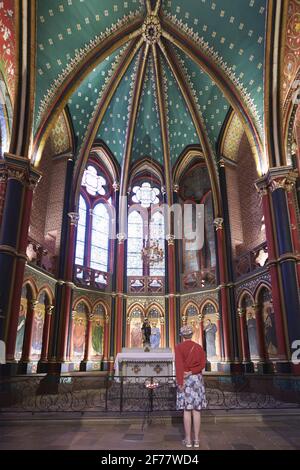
{"left": 142, "top": 15, "right": 161, "bottom": 45}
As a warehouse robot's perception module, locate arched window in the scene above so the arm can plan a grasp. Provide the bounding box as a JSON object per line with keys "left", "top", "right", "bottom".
{"left": 127, "top": 211, "right": 144, "bottom": 276}
{"left": 127, "top": 180, "right": 165, "bottom": 279}
{"left": 149, "top": 211, "right": 165, "bottom": 276}
{"left": 75, "top": 196, "right": 87, "bottom": 266}
{"left": 75, "top": 157, "right": 114, "bottom": 286}
{"left": 91, "top": 203, "right": 110, "bottom": 272}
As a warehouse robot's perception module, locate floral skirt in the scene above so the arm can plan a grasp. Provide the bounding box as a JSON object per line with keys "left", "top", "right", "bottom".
{"left": 176, "top": 374, "right": 207, "bottom": 411}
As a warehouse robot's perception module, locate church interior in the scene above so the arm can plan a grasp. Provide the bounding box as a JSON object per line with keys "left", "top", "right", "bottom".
{"left": 0, "top": 0, "right": 300, "bottom": 452}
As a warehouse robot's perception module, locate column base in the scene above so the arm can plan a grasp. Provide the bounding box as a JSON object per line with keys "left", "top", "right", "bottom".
{"left": 217, "top": 362, "right": 245, "bottom": 374}
{"left": 256, "top": 362, "right": 274, "bottom": 374}
{"left": 274, "top": 361, "right": 292, "bottom": 374}
{"left": 0, "top": 362, "right": 19, "bottom": 377}
{"left": 17, "top": 361, "right": 39, "bottom": 375}
{"left": 47, "top": 361, "right": 74, "bottom": 374}
{"left": 37, "top": 361, "right": 50, "bottom": 374}
{"left": 242, "top": 362, "right": 255, "bottom": 373}
{"left": 80, "top": 361, "right": 102, "bottom": 372}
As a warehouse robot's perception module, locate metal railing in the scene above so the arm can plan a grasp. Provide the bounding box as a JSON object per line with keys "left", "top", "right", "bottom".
{"left": 1, "top": 374, "right": 300, "bottom": 415}
{"left": 234, "top": 242, "right": 268, "bottom": 279}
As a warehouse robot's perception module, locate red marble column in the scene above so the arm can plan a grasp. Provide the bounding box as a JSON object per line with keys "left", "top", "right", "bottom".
{"left": 237, "top": 308, "right": 250, "bottom": 363}
{"left": 0, "top": 169, "right": 7, "bottom": 228}
{"left": 286, "top": 186, "right": 300, "bottom": 285}
{"left": 253, "top": 304, "right": 267, "bottom": 363}
{"left": 256, "top": 186, "right": 288, "bottom": 360}
{"left": 5, "top": 167, "right": 41, "bottom": 362}
{"left": 214, "top": 218, "right": 232, "bottom": 362}
{"left": 40, "top": 305, "right": 54, "bottom": 362}
{"left": 103, "top": 314, "right": 110, "bottom": 364}
{"left": 21, "top": 300, "right": 38, "bottom": 362}
{"left": 83, "top": 315, "right": 93, "bottom": 362}
{"left": 57, "top": 213, "right": 79, "bottom": 363}
{"left": 115, "top": 234, "right": 126, "bottom": 355}
{"left": 68, "top": 312, "right": 75, "bottom": 362}
{"left": 167, "top": 235, "right": 176, "bottom": 351}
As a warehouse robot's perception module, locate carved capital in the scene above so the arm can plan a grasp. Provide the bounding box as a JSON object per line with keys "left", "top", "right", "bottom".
{"left": 46, "top": 305, "right": 55, "bottom": 316}
{"left": 173, "top": 184, "right": 180, "bottom": 193}
{"left": 68, "top": 212, "right": 80, "bottom": 227}
{"left": 117, "top": 233, "right": 127, "bottom": 244}
{"left": 166, "top": 234, "right": 175, "bottom": 246}
{"left": 113, "top": 181, "right": 120, "bottom": 192}
{"left": 213, "top": 218, "right": 224, "bottom": 231}
{"left": 237, "top": 307, "right": 246, "bottom": 317}
{"left": 30, "top": 300, "right": 39, "bottom": 310}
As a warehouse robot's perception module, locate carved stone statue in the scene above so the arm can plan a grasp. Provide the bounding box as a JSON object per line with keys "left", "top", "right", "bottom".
{"left": 141, "top": 318, "right": 151, "bottom": 350}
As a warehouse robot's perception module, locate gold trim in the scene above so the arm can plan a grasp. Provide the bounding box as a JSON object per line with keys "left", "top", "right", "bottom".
{"left": 33, "top": 22, "right": 144, "bottom": 164}
{"left": 161, "top": 21, "right": 264, "bottom": 174}
{"left": 74, "top": 38, "right": 143, "bottom": 204}
{"left": 159, "top": 40, "right": 222, "bottom": 216}
{"left": 152, "top": 44, "right": 172, "bottom": 204}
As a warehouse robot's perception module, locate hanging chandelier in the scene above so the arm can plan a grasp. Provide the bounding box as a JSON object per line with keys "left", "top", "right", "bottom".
{"left": 141, "top": 237, "right": 164, "bottom": 266}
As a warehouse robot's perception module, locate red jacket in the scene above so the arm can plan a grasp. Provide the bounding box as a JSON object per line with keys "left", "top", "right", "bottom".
{"left": 175, "top": 340, "right": 206, "bottom": 386}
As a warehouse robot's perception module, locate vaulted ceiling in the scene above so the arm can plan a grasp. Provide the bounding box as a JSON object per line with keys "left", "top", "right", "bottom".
{"left": 35, "top": 0, "right": 268, "bottom": 172}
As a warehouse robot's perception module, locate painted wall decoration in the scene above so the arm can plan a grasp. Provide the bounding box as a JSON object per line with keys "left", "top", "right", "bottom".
{"left": 186, "top": 304, "right": 201, "bottom": 344}
{"left": 31, "top": 293, "right": 47, "bottom": 361}
{"left": 129, "top": 307, "right": 144, "bottom": 349}
{"left": 91, "top": 303, "right": 105, "bottom": 358}
{"left": 0, "top": 0, "right": 16, "bottom": 102}
{"left": 259, "top": 288, "right": 278, "bottom": 359}
{"left": 0, "top": 73, "right": 12, "bottom": 155}
{"left": 283, "top": 0, "right": 300, "bottom": 105}
{"left": 72, "top": 302, "right": 88, "bottom": 361}
{"left": 15, "top": 295, "right": 28, "bottom": 361}
{"left": 148, "top": 307, "right": 162, "bottom": 349}
{"left": 202, "top": 303, "right": 220, "bottom": 362}
{"left": 242, "top": 295, "right": 259, "bottom": 360}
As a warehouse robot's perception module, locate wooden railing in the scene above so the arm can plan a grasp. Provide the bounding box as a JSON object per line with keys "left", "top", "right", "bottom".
{"left": 127, "top": 276, "right": 165, "bottom": 294}
{"left": 234, "top": 242, "right": 268, "bottom": 279}
{"left": 26, "top": 238, "right": 57, "bottom": 276}
{"left": 181, "top": 269, "right": 217, "bottom": 292}
{"left": 75, "top": 265, "right": 111, "bottom": 290}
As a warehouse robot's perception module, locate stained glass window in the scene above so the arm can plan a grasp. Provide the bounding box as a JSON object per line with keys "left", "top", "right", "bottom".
{"left": 75, "top": 196, "right": 87, "bottom": 266}
{"left": 132, "top": 183, "right": 160, "bottom": 208}
{"left": 149, "top": 211, "right": 165, "bottom": 276}
{"left": 82, "top": 165, "right": 107, "bottom": 197}
{"left": 91, "top": 203, "right": 110, "bottom": 272}
{"left": 127, "top": 211, "right": 143, "bottom": 276}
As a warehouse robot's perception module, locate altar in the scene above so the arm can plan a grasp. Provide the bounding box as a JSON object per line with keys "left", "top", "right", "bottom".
{"left": 114, "top": 348, "right": 174, "bottom": 382}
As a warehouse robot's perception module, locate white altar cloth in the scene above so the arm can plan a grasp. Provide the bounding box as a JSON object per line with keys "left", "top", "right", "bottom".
{"left": 114, "top": 351, "right": 174, "bottom": 379}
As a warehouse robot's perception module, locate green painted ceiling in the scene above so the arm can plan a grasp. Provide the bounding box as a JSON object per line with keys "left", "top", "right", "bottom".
{"left": 68, "top": 45, "right": 129, "bottom": 152}
{"left": 35, "top": 0, "right": 268, "bottom": 168}
{"left": 96, "top": 51, "right": 141, "bottom": 163}
{"left": 162, "top": 0, "right": 266, "bottom": 128}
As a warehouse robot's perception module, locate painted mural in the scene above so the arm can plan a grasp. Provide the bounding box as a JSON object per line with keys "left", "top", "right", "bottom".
{"left": 91, "top": 304, "right": 105, "bottom": 358}
{"left": 186, "top": 305, "right": 201, "bottom": 344}
{"left": 260, "top": 288, "right": 278, "bottom": 359}
{"left": 242, "top": 295, "right": 259, "bottom": 360}
{"left": 15, "top": 297, "right": 27, "bottom": 361}
{"left": 202, "top": 303, "right": 220, "bottom": 362}
{"left": 148, "top": 308, "right": 162, "bottom": 349}
{"left": 129, "top": 307, "right": 143, "bottom": 349}
{"left": 72, "top": 303, "right": 88, "bottom": 361}
{"left": 31, "top": 294, "right": 46, "bottom": 361}
{"left": 0, "top": 0, "right": 16, "bottom": 101}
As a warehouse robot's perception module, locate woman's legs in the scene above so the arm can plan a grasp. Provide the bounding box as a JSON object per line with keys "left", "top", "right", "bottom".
{"left": 192, "top": 410, "right": 201, "bottom": 442}
{"left": 183, "top": 411, "right": 192, "bottom": 443}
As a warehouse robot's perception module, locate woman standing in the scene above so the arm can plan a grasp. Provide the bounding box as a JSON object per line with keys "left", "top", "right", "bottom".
{"left": 175, "top": 325, "right": 207, "bottom": 448}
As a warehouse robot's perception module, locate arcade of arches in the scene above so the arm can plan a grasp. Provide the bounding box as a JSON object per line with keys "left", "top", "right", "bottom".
{"left": 0, "top": 0, "right": 300, "bottom": 377}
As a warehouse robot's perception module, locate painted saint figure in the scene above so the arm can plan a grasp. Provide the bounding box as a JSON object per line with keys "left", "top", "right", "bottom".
{"left": 131, "top": 321, "right": 143, "bottom": 348}
{"left": 92, "top": 318, "right": 103, "bottom": 356}
{"left": 204, "top": 319, "right": 217, "bottom": 358}
{"left": 150, "top": 322, "right": 161, "bottom": 349}
{"left": 15, "top": 304, "right": 26, "bottom": 360}
{"left": 247, "top": 311, "right": 259, "bottom": 358}
{"left": 264, "top": 306, "right": 278, "bottom": 356}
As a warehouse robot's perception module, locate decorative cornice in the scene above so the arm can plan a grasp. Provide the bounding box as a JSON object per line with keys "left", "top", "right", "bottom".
{"left": 255, "top": 166, "right": 298, "bottom": 194}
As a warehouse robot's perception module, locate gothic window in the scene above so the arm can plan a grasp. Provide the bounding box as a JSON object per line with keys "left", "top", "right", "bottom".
{"left": 75, "top": 157, "right": 113, "bottom": 278}
{"left": 127, "top": 211, "right": 144, "bottom": 276}
{"left": 75, "top": 196, "right": 87, "bottom": 266}
{"left": 127, "top": 179, "right": 165, "bottom": 278}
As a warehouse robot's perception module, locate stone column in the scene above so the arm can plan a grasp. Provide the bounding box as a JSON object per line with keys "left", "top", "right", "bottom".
{"left": 167, "top": 234, "right": 176, "bottom": 351}
{"left": 237, "top": 307, "right": 253, "bottom": 372}
{"left": 38, "top": 305, "right": 54, "bottom": 372}
{"left": 19, "top": 300, "right": 38, "bottom": 371}
{"left": 0, "top": 155, "right": 41, "bottom": 373}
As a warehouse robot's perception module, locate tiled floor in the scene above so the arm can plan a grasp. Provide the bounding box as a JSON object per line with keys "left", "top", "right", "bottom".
{"left": 0, "top": 413, "right": 300, "bottom": 450}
